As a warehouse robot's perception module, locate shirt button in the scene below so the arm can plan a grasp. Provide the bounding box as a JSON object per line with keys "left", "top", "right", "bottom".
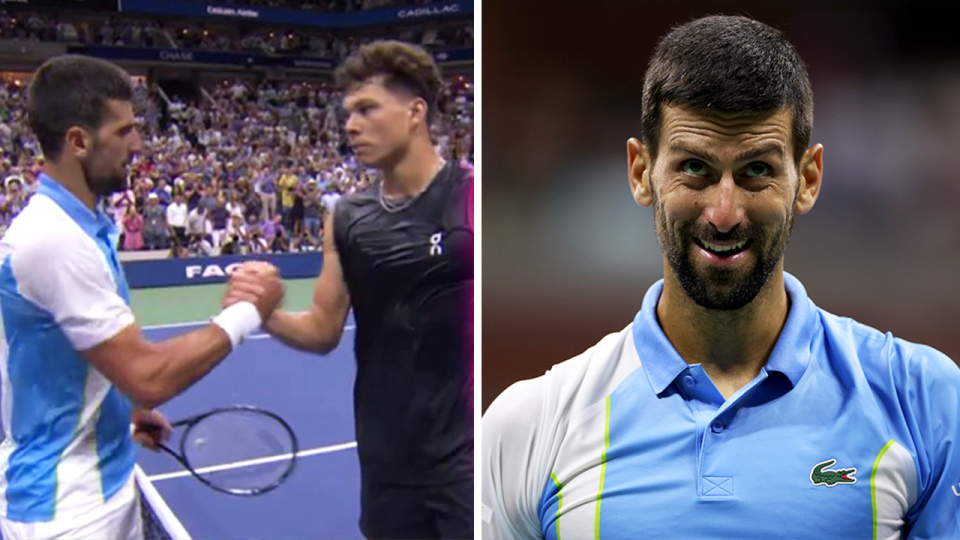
{"left": 683, "top": 375, "right": 696, "bottom": 387}
{"left": 711, "top": 420, "right": 725, "bottom": 433}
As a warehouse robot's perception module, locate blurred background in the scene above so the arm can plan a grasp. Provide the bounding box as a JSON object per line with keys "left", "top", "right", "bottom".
{"left": 482, "top": 0, "right": 960, "bottom": 411}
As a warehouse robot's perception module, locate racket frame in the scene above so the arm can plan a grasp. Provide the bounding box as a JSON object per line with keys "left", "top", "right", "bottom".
{"left": 152, "top": 405, "right": 299, "bottom": 496}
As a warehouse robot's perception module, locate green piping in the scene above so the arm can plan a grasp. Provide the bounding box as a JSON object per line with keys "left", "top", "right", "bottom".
{"left": 594, "top": 396, "right": 611, "bottom": 540}
{"left": 550, "top": 472, "right": 563, "bottom": 540}
{"left": 871, "top": 439, "right": 896, "bottom": 540}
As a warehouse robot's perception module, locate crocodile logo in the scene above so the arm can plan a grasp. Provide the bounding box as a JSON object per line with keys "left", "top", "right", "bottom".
{"left": 810, "top": 459, "right": 857, "bottom": 487}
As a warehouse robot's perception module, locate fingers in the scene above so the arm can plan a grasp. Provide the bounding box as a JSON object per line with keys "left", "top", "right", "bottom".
{"left": 132, "top": 409, "right": 171, "bottom": 450}
{"left": 223, "top": 262, "right": 284, "bottom": 319}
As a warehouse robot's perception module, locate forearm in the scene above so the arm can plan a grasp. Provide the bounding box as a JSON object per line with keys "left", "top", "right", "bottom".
{"left": 264, "top": 308, "right": 341, "bottom": 354}
{"left": 133, "top": 325, "right": 233, "bottom": 408}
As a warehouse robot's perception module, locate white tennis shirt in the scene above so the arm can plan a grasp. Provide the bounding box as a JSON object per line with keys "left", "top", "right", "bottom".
{"left": 0, "top": 174, "right": 136, "bottom": 522}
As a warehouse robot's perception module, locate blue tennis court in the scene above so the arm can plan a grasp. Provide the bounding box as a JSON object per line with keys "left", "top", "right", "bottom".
{"left": 135, "top": 318, "right": 362, "bottom": 539}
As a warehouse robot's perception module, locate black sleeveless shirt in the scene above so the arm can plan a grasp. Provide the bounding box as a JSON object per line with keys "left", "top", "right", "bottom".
{"left": 333, "top": 162, "right": 473, "bottom": 485}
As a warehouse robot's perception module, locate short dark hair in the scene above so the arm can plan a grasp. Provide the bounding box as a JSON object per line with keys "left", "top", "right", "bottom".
{"left": 335, "top": 40, "right": 442, "bottom": 123}
{"left": 642, "top": 15, "right": 813, "bottom": 166}
{"left": 27, "top": 55, "right": 133, "bottom": 161}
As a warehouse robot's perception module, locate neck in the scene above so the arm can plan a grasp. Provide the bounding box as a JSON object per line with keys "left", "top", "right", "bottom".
{"left": 43, "top": 161, "right": 97, "bottom": 211}
{"left": 656, "top": 264, "right": 789, "bottom": 399}
{"left": 380, "top": 135, "right": 443, "bottom": 197}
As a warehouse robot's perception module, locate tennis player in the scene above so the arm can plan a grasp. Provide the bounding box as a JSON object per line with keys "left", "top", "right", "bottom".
{"left": 482, "top": 15, "right": 960, "bottom": 539}
{"left": 227, "top": 41, "right": 474, "bottom": 539}
{"left": 0, "top": 55, "right": 282, "bottom": 540}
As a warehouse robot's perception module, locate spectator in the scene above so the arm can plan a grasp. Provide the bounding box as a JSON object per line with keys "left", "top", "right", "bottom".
{"left": 225, "top": 188, "right": 245, "bottom": 222}
{"left": 122, "top": 204, "right": 145, "bottom": 251}
{"left": 269, "top": 225, "right": 290, "bottom": 253}
{"left": 166, "top": 192, "right": 189, "bottom": 253}
{"left": 185, "top": 204, "right": 210, "bottom": 246}
{"left": 277, "top": 164, "right": 299, "bottom": 229}
{"left": 322, "top": 181, "right": 342, "bottom": 212}
{"left": 294, "top": 227, "right": 319, "bottom": 252}
{"left": 254, "top": 166, "right": 278, "bottom": 221}
{"left": 142, "top": 193, "right": 169, "bottom": 250}
{"left": 302, "top": 178, "right": 322, "bottom": 239}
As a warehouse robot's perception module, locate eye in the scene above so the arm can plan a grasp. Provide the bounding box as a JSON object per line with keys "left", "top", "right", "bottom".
{"left": 745, "top": 162, "right": 770, "bottom": 177}
{"left": 682, "top": 160, "right": 709, "bottom": 176}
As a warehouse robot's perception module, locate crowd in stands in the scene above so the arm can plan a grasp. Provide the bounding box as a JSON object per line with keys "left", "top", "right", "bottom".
{"left": 0, "top": 10, "right": 473, "bottom": 61}
{"left": 0, "top": 74, "right": 473, "bottom": 257}
{"left": 179, "top": 0, "right": 432, "bottom": 12}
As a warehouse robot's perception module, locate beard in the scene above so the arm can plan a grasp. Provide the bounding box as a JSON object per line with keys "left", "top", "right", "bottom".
{"left": 80, "top": 150, "right": 128, "bottom": 196}
{"left": 654, "top": 195, "right": 794, "bottom": 311}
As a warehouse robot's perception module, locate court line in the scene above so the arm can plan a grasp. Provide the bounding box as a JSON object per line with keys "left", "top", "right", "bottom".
{"left": 147, "top": 441, "right": 359, "bottom": 482}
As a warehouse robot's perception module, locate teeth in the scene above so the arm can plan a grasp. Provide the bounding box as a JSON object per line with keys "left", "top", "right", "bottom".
{"left": 702, "top": 240, "right": 747, "bottom": 253}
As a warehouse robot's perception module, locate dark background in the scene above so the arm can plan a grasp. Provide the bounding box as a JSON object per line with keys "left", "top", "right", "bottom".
{"left": 482, "top": 0, "right": 960, "bottom": 411}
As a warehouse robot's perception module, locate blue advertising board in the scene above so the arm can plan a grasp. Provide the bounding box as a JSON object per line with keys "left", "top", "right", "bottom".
{"left": 122, "top": 252, "right": 322, "bottom": 289}
{"left": 118, "top": 0, "right": 471, "bottom": 28}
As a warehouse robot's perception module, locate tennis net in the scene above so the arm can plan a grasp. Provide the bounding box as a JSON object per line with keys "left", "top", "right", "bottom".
{"left": 135, "top": 466, "right": 192, "bottom": 540}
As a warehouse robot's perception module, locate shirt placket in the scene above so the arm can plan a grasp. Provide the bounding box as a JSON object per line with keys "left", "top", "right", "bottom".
{"left": 682, "top": 365, "right": 769, "bottom": 500}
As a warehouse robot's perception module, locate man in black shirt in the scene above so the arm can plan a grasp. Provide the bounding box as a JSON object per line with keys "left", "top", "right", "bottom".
{"left": 226, "top": 41, "right": 474, "bottom": 539}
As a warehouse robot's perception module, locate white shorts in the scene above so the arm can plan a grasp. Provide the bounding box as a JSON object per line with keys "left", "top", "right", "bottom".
{"left": 0, "top": 472, "right": 142, "bottom": 540}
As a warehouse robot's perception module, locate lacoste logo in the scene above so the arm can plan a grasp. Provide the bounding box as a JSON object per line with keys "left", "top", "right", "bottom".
{"left": 810, "top": 459, "right": 857, "bottom": 487}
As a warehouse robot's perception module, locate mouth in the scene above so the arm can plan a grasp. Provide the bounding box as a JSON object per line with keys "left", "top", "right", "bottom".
{"left": 693, "top": 238, "right": 751, "bottom": 266}
{"left": 697, "top": 238, "right": 749, "bottom": 255}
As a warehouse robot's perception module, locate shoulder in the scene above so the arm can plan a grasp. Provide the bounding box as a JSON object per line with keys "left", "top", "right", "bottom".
{"left": 4, "top": 195, "right": 91, "bottom": 265}
{"left": 484, "top": 324, "right": 640, "bottom": 452}
{"left": 818, "top": 308, "right": 960, "bottom": 423}
{"left": 818, "top": 308, "right": 957, "bottom": 379}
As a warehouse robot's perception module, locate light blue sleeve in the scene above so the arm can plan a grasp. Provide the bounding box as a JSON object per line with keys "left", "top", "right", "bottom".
{"left": 901, "top": 343, "right": 960, "bottom": 539}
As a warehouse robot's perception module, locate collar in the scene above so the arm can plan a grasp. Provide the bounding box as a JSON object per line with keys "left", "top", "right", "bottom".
{"left": 633, "top": 272, "right": 815, "bottom": 395}
{"left": 38, "top": 173, "right": 117, "bottom": 240}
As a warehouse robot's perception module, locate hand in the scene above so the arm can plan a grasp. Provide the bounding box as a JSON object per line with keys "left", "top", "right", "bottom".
{"left": 223, "top": 261, "right": 285, "bottom": 319}
{"left": 132, "top": 408, "right": 171, "bottom": 451}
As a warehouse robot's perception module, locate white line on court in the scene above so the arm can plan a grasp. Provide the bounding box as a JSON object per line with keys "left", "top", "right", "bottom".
{"left": 146, "top": 441, "right": 358, "bottom": 482}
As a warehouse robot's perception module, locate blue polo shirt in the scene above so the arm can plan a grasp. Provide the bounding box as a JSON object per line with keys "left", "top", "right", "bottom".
{"left": 0, "top": 174, "right": 137, "bottom": 522}
{"left": 482, "top": 274, "right": 960, "bottom": 539}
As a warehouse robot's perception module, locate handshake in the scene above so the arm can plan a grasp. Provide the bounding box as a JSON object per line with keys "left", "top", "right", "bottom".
{"left": 222, "top": 261, "right": 286, "bottom": 321}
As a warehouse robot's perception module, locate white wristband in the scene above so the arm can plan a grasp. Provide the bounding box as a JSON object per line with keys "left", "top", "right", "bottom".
{"left": 211, "top": 301, "right": 262, "bottom": 349}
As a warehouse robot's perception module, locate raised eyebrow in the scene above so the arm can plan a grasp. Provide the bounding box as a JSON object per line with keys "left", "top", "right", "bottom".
{"left": 669, "top": 143, "right": 720, "bottom": 165}
{"left": 669, "top": 142, "right": 785, "bottom": 165}
{"left": 735, "top": 143, "right": 785, "bottom": 164}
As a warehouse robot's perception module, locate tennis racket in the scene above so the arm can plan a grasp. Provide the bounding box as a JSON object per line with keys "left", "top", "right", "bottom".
{"left": 136, "top": 405, "right": 298, "bottom": 496}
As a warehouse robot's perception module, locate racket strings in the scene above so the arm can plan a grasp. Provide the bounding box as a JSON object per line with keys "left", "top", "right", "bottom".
{"left": 179, "top": 409, "right": 297, "bottom": 494}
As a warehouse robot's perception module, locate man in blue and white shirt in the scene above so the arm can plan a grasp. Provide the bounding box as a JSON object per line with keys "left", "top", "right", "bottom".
{"left": 0, "top": 55, "right": 284, "bottom": 539}
{"left": 482, "top": 15, "right": 960, "bottom": 540}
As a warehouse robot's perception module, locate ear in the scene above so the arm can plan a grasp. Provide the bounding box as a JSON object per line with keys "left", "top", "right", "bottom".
{"left": 795, "top": 144, "right": 823, "bottom": 214}
{"left": 410, "top": 97, "right": 428, "bottom": 128}
{"left": 65, "top": 126, "right": 92, "bottom": 160}
{"left": 627, "top": 138, "right": 654, "bottom": 207}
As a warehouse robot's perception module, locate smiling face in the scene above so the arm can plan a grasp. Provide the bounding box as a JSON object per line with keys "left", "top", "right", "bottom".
{"left": 630, "top": 105, "right": 822, "bottom": 311}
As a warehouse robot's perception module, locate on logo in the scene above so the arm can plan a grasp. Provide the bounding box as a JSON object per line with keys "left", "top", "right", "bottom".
{"left": 429, "top": 232, "right": 443, "bottom": 256}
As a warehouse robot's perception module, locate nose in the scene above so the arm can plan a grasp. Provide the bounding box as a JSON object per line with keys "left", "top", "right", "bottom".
{"left": 345, "top": 113, "right": 361, "bottom": 139}
{"left": 130, "top": 129, "right": 144, "bottom": 155}
{"left": 703, "top": 173, "right": 745, "bottom": 234}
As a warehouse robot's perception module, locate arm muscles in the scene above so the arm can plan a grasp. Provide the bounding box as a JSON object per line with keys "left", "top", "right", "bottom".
{"left": 265, "top": 211, "right": 350, "bottom": 353}
{"left": 83, "top": 323, "right": 232, "bottom": 409}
